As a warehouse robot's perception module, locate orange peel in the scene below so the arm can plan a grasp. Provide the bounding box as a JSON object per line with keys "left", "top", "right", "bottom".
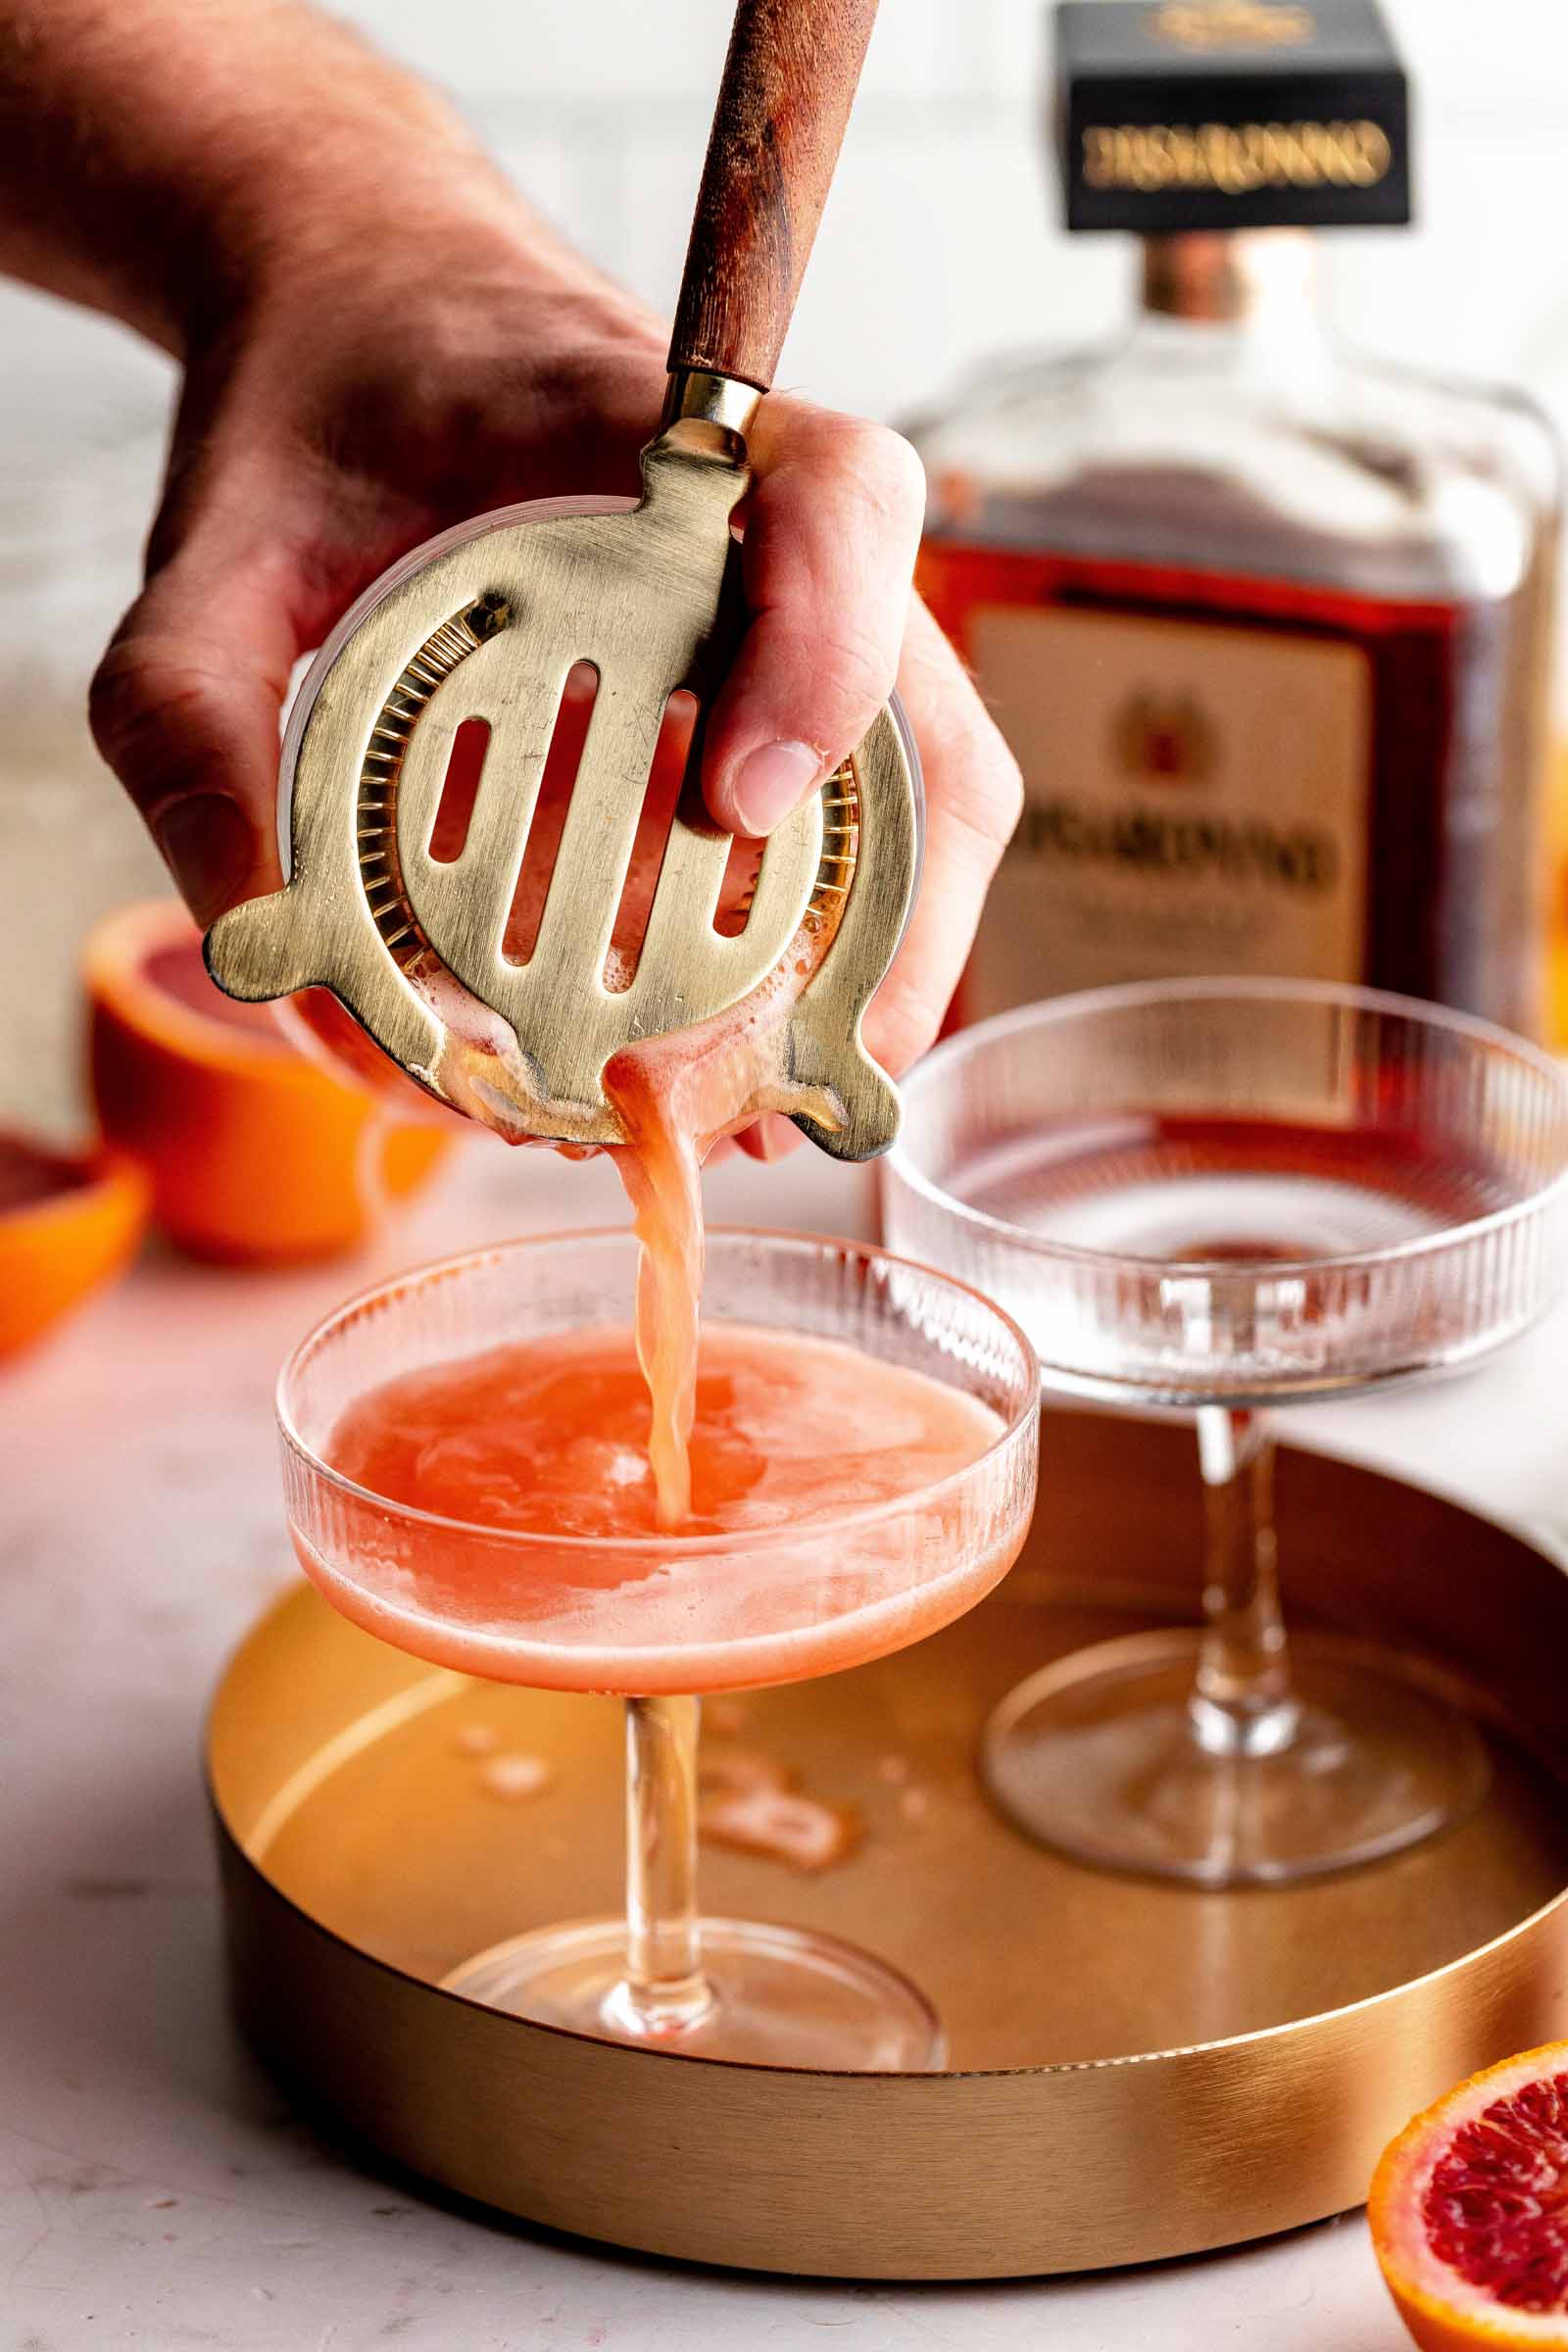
{"left": 84, "top": 899, "right": 452, "bottom": 1263}
{"left": 0, "top": 1134, "right": 147, "bottom": 1357}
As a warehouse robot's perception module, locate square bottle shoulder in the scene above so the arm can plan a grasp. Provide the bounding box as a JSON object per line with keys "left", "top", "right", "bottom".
{"left": 906, "top": 335, "right": 1559, "bottom": 601}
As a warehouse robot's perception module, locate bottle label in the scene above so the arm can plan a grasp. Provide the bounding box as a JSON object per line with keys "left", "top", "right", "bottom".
{"left": 965, "top": 602, "right": 1371, "bottom": 1018}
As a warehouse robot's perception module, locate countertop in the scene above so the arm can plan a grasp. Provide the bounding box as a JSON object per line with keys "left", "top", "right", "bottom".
{"left": 5, "top": 1135, "right": 1566, "bottom": 2352}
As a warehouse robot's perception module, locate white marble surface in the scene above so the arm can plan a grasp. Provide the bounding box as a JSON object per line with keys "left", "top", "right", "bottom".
{"left": 4, "top": 1134, "right": 1566, "bottom": 2352}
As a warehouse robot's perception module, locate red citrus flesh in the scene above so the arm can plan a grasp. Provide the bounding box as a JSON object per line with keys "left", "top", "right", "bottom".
{"left": 1427, "top": 2072, "right": 1568, "bottom": 2310}
{"left": 1371, "top": 2043, "right": 1568, "bottom": 2349}
{"left": 0, "top": 1137, "right": 90, "bottom": 1212}
{"left": 0, "top": 1133, "right": 148, "bottom": 1356}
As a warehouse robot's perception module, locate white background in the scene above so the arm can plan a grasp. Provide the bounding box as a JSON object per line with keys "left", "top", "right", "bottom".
{"left": 10, "top": 0, "right": 1568, "bottom": 515}
{"left": 335, "top": 0, "right": 1568, "bottom": 426}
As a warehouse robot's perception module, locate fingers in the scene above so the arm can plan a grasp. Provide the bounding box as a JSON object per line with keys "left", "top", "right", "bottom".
{"left": 734, "top": 1112, "right": 805, "bottom": 1164}
{"left": 701, "top": 395, "right": 925, "bottom": 839}
{"left": 89, "top": 516, "right": 310, "bottom": 927}
{"left": 735, "top": 600, "right": 1021, "bottom": 1164}
{"left": 859, "top": 597, "right": 1021, "bottom": 1079}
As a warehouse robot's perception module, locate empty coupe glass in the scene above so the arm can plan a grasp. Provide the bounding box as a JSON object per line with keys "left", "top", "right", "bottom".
{"left": 884, "top": 980, "right": 1568, "bottom": 1886}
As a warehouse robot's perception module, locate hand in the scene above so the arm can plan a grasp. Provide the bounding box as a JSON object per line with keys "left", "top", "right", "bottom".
{"left": 83, "top": 73, "right": 1020, "bottom": 1130}
{"left": 700, "top": 398, "right": 1023, "bottom": 1158}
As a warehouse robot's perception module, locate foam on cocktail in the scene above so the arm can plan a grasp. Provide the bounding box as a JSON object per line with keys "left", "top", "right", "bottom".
{"left": 312, "top": 1322, "right": 1007, "bottom": 1694}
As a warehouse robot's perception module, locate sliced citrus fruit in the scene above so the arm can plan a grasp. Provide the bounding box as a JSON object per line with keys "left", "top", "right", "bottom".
{"left": 0, "top": 1132, "right": 148, "bottom": 1356}
{"left": 1371, "top": 2042, "right": 1568, "bottom": 2349}
{"left": 84, "top": 899, "right": 454, "bottom": 1264}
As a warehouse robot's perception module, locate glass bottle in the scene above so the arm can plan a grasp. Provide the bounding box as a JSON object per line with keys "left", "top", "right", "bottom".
{"left": 912, "top": 48, "right": 1559, "bottom": 1038}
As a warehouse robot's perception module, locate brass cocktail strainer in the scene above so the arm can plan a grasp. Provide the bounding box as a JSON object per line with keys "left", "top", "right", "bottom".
{"left": 206, "top": 0, "right": 917, "bottom": 1159}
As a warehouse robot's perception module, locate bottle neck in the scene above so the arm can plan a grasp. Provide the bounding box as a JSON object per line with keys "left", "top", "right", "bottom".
{"left": 1141, "top": 229, "right": 1318, "bottom": 323}
{"left": 1136, "top": 230, "right": 1326, "bottom": 388}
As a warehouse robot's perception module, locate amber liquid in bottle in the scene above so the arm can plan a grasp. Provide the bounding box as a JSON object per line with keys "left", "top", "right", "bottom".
{"left": 913, "top": 237, "right": 1558, "bottom": 1036}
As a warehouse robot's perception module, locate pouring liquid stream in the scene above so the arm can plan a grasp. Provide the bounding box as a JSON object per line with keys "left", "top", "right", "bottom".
{"left": 309, "top": 888, "right": 1023, "bottom": 1698}
{"left": 602, "top": 905, "right": 840, "bottom": 1530}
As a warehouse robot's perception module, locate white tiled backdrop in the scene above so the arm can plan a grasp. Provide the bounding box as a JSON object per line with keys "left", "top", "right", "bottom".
{"left": 356, "top": 0, "right": 1568, "bottom": 422}
{"left": 5, "top": 0, "right": 1568, "bottom": 1135}
{"left": 9, "top": 0, "right": 1568, "bottom": 524}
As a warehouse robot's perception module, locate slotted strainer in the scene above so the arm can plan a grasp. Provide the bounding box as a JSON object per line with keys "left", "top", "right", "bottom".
{"left": 205, "top": 0, "right": 919, "bottom": 1160}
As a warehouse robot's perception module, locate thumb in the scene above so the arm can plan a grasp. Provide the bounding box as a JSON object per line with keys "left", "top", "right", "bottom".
{"left": 700, "top": 397, "right": 924, "bottom": 838}
{"left": 89, "top": 535, "right": 304, "bottom": 925}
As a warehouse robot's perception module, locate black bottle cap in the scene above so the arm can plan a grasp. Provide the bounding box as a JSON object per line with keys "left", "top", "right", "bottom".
{"left": 1055, "top": 0, "right": 1411, "bottom": 233}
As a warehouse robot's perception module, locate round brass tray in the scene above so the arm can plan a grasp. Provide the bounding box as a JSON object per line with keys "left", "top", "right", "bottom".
{"left": 208, "top": 1410, "right": 1568, "bottom": 2278}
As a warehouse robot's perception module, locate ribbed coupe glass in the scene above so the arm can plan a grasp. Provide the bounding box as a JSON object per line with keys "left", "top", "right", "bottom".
{"left": 278, "top": 1228, "right": 1039, "bottom": 2068}
{"left": 884, "top": 981, "right": 1568, "bottom": 1887}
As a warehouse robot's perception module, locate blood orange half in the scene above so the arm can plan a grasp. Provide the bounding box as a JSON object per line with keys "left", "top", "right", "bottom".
{"left": 83, "top": 900, "right": 453, "bottom": 1264}
{"left": 0, "top": 1132, "right": 147, "bottom": 1356}
{"left": 1371, "top": 2043, "right": 1568, "bottom": 2349}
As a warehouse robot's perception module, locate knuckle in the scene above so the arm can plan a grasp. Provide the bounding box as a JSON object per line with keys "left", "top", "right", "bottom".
{"left": 88, "top": 627, "right": 226, "bottom": 798}
{"left": 985, "top": 738, "right": 1027, "bottom": 843}
{"left": 87, "top": 627, "right": 160, "bottom": 763}
{"left": 765, "top": 402, "right": 926, "bottom": 538}
{"left": 949, "top": 737, "right": 1026, "bottom": 870}
{"left": 833, "top": 420, "right": 926, "bottom": 542}
{"left": 857, "top": 421, "right": 927, "bottom": 523}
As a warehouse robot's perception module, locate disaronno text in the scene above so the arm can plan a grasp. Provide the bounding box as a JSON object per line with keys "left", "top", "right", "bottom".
{"left": 1150, "top": 0, "right": 1315, "bottom": 47}
{"left": 1082, "top": 119, "right": 1392, "bottom": 193}
{"left": 1012, "top": 798, "right": 1342, "bottom": 893}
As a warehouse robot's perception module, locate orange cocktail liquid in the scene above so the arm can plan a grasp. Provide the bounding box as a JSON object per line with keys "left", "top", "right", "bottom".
{"left": 304, "top": 736, "right": 1003, "bottom": 1687}
{"left": 301, "top": 962, "right": 1021, "bottom": 1691}
{"left": 318, "top": 1322, "right": 1007, "bottom": 1693}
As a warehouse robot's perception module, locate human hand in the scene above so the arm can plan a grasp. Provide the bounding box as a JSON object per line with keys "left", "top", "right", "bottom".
{"left": 81, "top": 29, "right": 1020, "bottom": 1130}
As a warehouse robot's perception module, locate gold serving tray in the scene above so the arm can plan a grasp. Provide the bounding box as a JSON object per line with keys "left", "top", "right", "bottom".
{"left": 208, "top": 1411, "right": 1568, "bottom": 2278}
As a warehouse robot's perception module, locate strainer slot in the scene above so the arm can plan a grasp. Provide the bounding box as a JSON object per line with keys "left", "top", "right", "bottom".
{"left": 604, "top": 689, "right": 699, "bottom": 995}
{"left": 714, "top": 831, "right": 764, "bottom": 939}
{"left": 429, "top": 718, "right": 490, "bottom": 865}
{"left": 500, "top": 662, "right": 599, "bottom": 968}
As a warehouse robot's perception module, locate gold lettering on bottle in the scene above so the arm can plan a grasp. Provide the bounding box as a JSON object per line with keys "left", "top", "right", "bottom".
{"left": 1082, "top": 120, "right": 1391, "bottom": 193}
{"left": 1150, "top": 0, "right": 1315, "bottom": 48}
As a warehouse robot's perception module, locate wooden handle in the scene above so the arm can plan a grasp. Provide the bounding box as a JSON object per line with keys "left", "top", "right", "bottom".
{"left": 667, "top": 0, "right": 880, "bottom": 392}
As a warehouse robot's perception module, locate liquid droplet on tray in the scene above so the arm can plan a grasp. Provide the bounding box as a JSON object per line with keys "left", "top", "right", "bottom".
{"left": 701, "top": 1786, "right": 862, "bottom": 1872}
{"left": 452, "top": 1723, "right": 500, "bottom": 1757}
{"left": 480, "top": 1751, "right": 554, "bottom": 1802}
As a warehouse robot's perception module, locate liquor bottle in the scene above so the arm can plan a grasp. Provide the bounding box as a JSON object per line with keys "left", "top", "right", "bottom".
{"left": 912, "top": 0, "right": 1559, "bottom": 1035}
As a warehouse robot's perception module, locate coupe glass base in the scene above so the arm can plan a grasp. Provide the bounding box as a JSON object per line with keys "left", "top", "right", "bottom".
{"left": 443, "top": 1915, "right": 946, "bottom": 2071}
{"left": 981, "top": 1629, "right": 1491, "bottom": 1887}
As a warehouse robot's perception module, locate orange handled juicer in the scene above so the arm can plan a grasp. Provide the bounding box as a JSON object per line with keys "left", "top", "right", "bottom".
{"left": 205, "top": 0, "right": 920, "bottom": 1160}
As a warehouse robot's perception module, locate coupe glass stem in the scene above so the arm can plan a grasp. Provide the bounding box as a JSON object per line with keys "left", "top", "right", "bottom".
{"left": 619, "top": 1693, "right": 712, "bottom": 2033}
{"left": 1189, "top": 1407, "right": 1301, "bottom": 1760}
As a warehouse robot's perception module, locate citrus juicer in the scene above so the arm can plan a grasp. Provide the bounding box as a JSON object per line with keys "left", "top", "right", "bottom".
{"left": 205, "top": 0, "right": 918, "bottom": 1162}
